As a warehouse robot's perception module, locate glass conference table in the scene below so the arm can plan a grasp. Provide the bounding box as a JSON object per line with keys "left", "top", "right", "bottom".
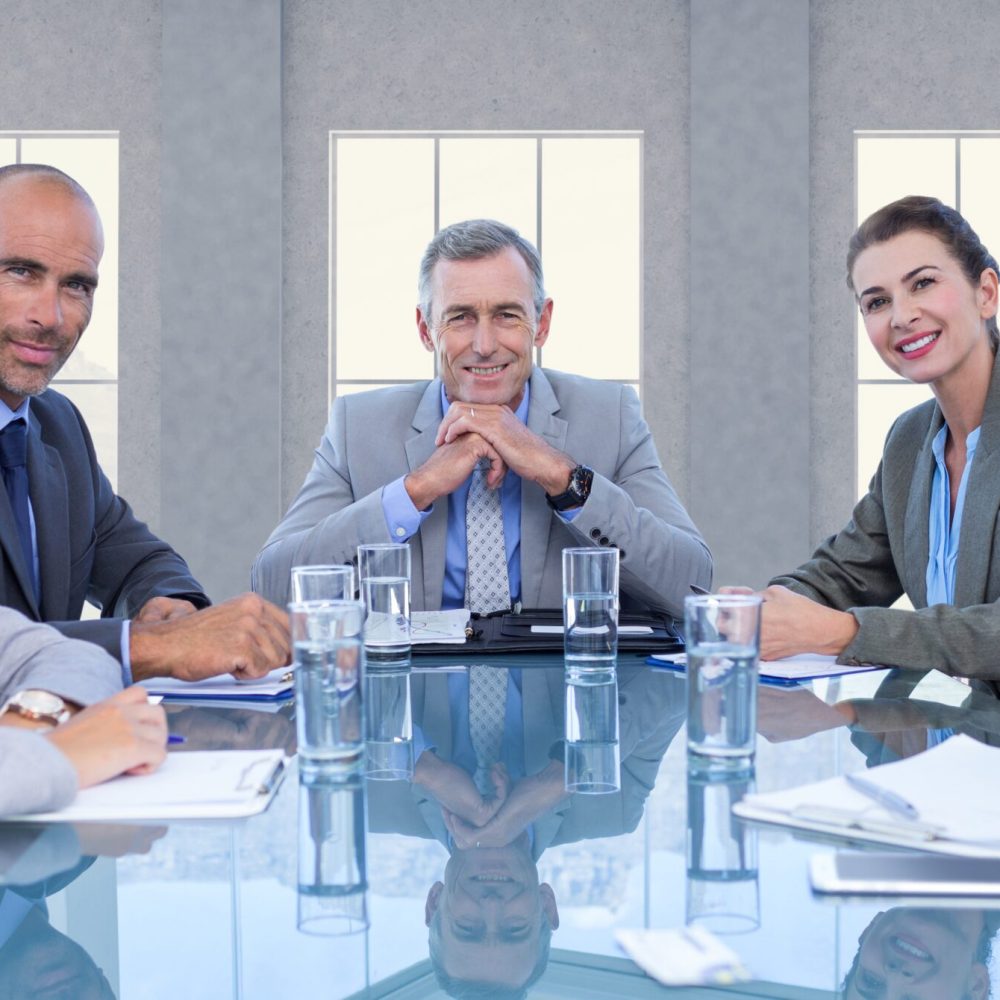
{"left": 1, "top": 652, "right": 998, "bottom": 999}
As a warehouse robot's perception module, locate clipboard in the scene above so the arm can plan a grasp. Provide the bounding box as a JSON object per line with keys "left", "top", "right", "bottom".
{"left": 647, "top": 651, "right": 881, "bottom": 686}
{"left": 7, "top": 750, "right": 288, "bottom": 823}
{"left": 142, "top": 666, "right": 295, "bottom": 702}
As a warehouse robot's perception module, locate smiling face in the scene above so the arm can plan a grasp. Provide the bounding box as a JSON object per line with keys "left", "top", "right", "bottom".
{"left": 845, "top": 908, "right": 989, "bottom": 1000}
{"left": 417, "top": 247, "right": 553, "bottom": 410}
{"left": 852, "top": 229, "right": 998, "bottom": 398}
{"left": 425, "top": 843, "right": 559, "bottom": 989}
{"left": 0, "top": 175, "right": 103, "bottom": 410}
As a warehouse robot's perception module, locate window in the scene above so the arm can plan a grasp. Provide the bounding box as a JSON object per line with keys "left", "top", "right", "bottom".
{"left": 855, "top": 133, "right": 1000, "bottom": 496}
{"left": 0, "top": 133, "right": 119, "bottom": 487}
{"left": 330, "top": 132, "right": 641, "bottom": 401}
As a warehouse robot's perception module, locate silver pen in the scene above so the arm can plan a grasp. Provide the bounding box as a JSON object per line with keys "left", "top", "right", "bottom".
{"left": 845, "top": 772, "right": 919, "bottom": 821}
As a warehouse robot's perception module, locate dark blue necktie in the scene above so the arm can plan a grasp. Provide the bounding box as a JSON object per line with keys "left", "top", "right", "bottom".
{"left": 0, "top": 420, "right": 38, "bottom": 603}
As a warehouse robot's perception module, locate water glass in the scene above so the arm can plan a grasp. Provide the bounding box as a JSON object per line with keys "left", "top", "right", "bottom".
{"left": 364, "top": 660, "right": 414, "bottom": 781}
{"left": 562, "top": 547, "right": 620, "bottom": 666}
{"left": 297, "top": 770, "right": 369, "bottom": 936}
{"left": 291, "top": 564, "right": 355, "bottom": 603}
{"left": 564, "top": 664, "right": 620, "bottom": 794}
{"left": 686, "top": 765, "right": 759, "bottom": 934}
{"left": 684, "top": 594, "right": 762, "bottom": 766}
{"left": 290, "top": 601, "right": 365, "bottom": 773}
{"left": 358, "top": 543, "right": 411, "bottom": 658}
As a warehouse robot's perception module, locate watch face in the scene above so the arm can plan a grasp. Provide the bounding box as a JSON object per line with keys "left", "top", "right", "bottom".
{"left": 18, "top": 690, "right": 64, "bottom": 714}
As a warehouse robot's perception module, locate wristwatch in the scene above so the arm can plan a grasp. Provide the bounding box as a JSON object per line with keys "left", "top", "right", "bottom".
{"left": 546, "top": 465, "right": 594, "bottom": 512}
{"left": 0, "top": 689, "right": 71, "bottom": 727}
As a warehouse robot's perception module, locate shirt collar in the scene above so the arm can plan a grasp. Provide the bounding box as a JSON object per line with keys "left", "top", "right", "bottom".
{"left": 0, "top": 396, "right": 30, "bottom": 434}
{"left": 438, "top": 381, "right": 531, "bottom": 425}
{"left": 931, "top": 423, "right": 982, "bottom": 467}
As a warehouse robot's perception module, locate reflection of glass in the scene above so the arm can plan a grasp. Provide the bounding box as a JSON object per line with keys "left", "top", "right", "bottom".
{"left": 686, "top": 766, "right": 760, "bottom": 934}
{"left": 290, "top": 601, "right": 364, "bottom": 773}
{"left": 364, "top": 658, "right": 414, "bottom": 781}
{"left": 297, "top": 770, "right": 369, "bottom": 936}
{"left": 564, "top": 664, "right": 620, "bottom": 794}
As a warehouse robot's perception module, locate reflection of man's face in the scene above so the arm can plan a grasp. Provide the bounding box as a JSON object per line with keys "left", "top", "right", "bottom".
{"left": 417, "top": 247, "right": 552, "bottom": 411}
{"left": 845, "top": 908, "right": 990, "bottom": 1000}
{"left": 425, "top": 841, "right": 559, "bottom": 990}
{"left": 0, "top": 902, "right": 114, "bottom": 999}
{"left": 0, "top": 176, "right": 103, "bottom": 409}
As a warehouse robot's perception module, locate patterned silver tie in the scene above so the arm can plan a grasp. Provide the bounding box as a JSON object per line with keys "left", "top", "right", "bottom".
{"left": 469, "top": 663, "right": 508, "bottom": 796}
{"left": 464, "top": 460, "right": 511, "bottom": 615}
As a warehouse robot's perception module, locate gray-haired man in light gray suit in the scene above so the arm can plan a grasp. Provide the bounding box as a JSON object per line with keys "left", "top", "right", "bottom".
{"left": 254, "top": 219, "right": 711, "bottom": 615}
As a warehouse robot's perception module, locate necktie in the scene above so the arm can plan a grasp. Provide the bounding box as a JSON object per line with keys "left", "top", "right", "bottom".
{"left": 464, "top": 460, "right": 511, "bottom": 615}
{"left": 0, "top": 420, "right": 37, "bottom": 603}
{"left": 469, "top": 663, "right": 508, "bottom": 796}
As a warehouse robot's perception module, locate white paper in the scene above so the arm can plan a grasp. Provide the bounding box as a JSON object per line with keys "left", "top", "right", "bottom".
{"left": 531, "top": 624, "right": 654, "bottom": 635}
{"left": 649, "top": 651, "right": 879, "bottom": 683}
{"left": 9, "top": 750, "right": 287, "bottom": 822}
{"left": 616, "top": 927, "right": 750, "bottom": 986}
{"left": 409, "top": 608, "right": 469, "bottom": 644}
{"left": 141, "top": 665, "right": 294, "bottom": 700}
{"left": 738, "top": 735, "right": 1000, "bottom": 849}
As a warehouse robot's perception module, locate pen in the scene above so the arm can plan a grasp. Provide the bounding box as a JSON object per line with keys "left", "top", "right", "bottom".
{"left": 845, "top": 772, "right": 919, "bottom": 821}
{"left": 167, "top": 734, "right": 186, "bottom": 745}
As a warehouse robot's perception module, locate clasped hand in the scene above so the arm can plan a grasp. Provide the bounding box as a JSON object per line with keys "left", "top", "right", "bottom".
{"left": 405, "top": 402, "right": 575, "bottom": 510}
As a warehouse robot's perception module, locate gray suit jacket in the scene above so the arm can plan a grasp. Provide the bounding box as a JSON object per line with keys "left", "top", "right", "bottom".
{"left": 0, "top": 607, "right": 122, "bottom": 816}
{"left": 253, "top": 368, "right": 711, "bottom": 616}
{"left": 3, "top": 390, "right": 208, "bottom": 660}
{"left": 366, "top": 664, "right": 685, "bottom": 855}
{"left": 773, "top": 356, "right": 1000, "bottom": 680}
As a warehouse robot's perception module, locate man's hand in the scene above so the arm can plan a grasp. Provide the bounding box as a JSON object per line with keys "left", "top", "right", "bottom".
{"left": 45, "top": 687, "right": 167, "bottom": 788}
{"left": 133, "top": 596, "right": 199, "bottom": 624}
{"left": 757, "top": 585, "right": 859, "bottom": 660}
{"left": 442, "top": 760, "right": 565, "bottom": 850}
{"left": 129, "top": 593, "right": 291, "bottom": 682}
{"left": 404, "top": 431, "right": 506, "bottom": 511}
{"left": 757, "top": 686, "right": 855, "bottom": 742}
{"left": 413, "top": 751, "right": 508, "bottom": 828}
{"left": 437, "top": 403, "right": 576, "bottom": 497}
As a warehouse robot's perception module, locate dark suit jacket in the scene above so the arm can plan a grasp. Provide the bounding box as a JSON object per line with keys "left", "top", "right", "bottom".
{"left": 773, "top": 354, "right": 1000, "bottom": 683}
{"left": 1, "top": 390, "right": 207, "bottom": 660}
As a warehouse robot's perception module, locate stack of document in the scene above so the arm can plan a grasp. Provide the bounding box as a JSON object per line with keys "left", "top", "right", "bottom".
{"left": 648, "top": 651, "right": 881, "bottom": 686}
{"left": 142, "top": 665, "right": 295, "bottom": 702}
{"left": 734, "top": 735, "right": 1000, "bottom": 857}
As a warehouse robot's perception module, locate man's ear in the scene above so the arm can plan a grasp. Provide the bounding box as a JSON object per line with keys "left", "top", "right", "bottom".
{"left": 540, "top": 883, "right": 560, "bottom": 930}
{"left": 968, "top": 963, "right": 990, "bottom": 1000}
{"left": 425, "top": 881, "right": 444, "bottom": 926}
{"left": 417, "top": 305, "right": 436, "bottom": 352}
{"left": 533, "top": 299, "right": 554, "bottom": 348}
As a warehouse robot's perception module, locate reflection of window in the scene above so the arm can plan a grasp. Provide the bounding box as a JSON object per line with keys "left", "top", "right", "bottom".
{"left": 0, "top": 133, "right": 119, "bottom": 487}
{"left": 330, "top": 132, "right": 641, "bottom": 401}
{"left": 855, "top": 133, "right": 1000, "bottom": 497}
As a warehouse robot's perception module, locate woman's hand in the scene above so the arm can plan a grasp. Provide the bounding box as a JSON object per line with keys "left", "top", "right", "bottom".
{"left": 758, "top": 585, "right": 859, "bottom": 660}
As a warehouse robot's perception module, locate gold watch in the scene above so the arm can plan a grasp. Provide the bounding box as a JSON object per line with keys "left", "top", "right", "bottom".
{"left": 0, "top": 689, "right": 71, "bottom": 727}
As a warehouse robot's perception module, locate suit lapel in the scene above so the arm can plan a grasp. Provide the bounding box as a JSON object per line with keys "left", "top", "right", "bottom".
{"left": 955, "top": 360, "right": 1000, "bottom": 606}
{"left": 27, "top": 425, "right": 69, "bottom": 620}
{"left": 901, "top": 413, "right": 939, "bottom": 609}
{"left": 521, "top": 370, "right": 567, "bottom": 609}
{"left": 405, "top": 381, "right": 447, "bottom": 612}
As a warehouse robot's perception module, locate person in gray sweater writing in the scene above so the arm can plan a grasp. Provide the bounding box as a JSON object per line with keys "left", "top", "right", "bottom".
{"left": 0, "top": 607, "right": 166, "bottom": 816}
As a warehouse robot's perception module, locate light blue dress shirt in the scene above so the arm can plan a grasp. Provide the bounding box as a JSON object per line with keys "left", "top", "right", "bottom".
{"left": 380, "top": 382, "right": 579, "bottom": 610}
{"left": 0, "top": 398, "right": 132, "bottom": 683}
{"left": 924, "top": 422, "right": 980, "bottom": 746}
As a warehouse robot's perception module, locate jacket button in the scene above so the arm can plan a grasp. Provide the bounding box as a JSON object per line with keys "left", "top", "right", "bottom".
{"left": 619, "top": 549, "right": 626, "bottom": 560}
{"left": 590, "top": 528, "right": 602, "bottom": 540}
{"left": 599, "top": 536, "right": 609, "bottom": 546}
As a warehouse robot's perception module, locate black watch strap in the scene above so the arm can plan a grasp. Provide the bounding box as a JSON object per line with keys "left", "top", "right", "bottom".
{"left": 546, "top": 465, "right": 594, "bottom": 512}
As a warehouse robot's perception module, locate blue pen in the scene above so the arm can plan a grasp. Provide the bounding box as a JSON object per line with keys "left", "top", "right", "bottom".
{"left": 845, "top": 772, "right": 918, "bottom": 821}
{"left": 167, "top": 734, "right": 186, "bottom": 745}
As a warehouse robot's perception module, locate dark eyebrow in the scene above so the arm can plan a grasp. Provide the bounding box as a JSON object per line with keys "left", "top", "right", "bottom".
{"left": 858, "top": 265, "right": 940, "bottom": 299}
{"left": 0, "top": 257, "right": 98, "bottom": 290}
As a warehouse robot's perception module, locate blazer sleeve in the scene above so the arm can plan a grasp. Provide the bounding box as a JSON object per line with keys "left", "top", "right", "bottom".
{"left": 562, "top": 385, "right": 712, "bottom": 617}
{"left": 251, "top": 394, "right": 392, "bottom": 607}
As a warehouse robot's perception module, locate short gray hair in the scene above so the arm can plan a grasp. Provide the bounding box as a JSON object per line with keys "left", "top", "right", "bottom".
{"left": 418, "top": 219, "right": 547, "bottom": 324}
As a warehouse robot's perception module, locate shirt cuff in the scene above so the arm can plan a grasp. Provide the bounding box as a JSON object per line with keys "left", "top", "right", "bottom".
{"left": 120, "top": 621, "right": 133, "bottom": 686}
{"left": 382, "top": 477, "right": 431, "bottom": 541}
{"left": 557, "top": 506, "right": 582, "bottom": 523}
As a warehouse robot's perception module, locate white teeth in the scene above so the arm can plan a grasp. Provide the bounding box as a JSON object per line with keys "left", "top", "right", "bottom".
{"left": 900, "top": 333, "right": 939, "bottom": 354}
{"left": 469, "top": 365, "right": 505, "bottom": 375}
{"left": 892, "top": 936, "right": 930, "bottom": 960}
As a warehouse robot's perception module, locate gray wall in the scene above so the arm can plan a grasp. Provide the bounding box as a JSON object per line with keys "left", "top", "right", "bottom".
{"left": 7, "top": 0, "right": 1000, "bottom": 600}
